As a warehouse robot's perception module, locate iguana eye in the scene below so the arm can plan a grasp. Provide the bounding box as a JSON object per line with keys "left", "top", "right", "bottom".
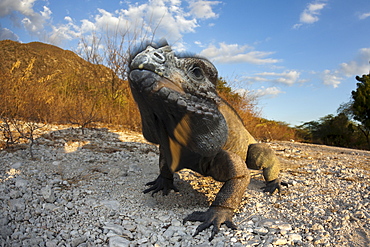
{"left": 189, "top": 66, "right": 204, "bottom": 80}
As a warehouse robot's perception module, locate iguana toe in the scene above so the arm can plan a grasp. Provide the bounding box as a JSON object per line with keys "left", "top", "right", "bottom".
{"left": 262, "top": 178, "right": 288, "bottom": 194}
{"left": 183, "top": 206, "right": 236, "bottom": 241}
{"left": 143, "top": 175, "right": 179, "bottom": 196}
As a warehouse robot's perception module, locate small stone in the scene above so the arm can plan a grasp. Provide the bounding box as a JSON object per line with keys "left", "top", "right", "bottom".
{"left": 128, "top": 164, "right": 141, "bottom": 174}
{"left": 44, "top": 203, "right": 59, "bottom": 211}
{"left": 163, "top": 227, "right": 174, "bottom": 238}
{"left": 138, "top": 238, "right": 148, "bottom": 244}
{"left": 9, "top": 190, "right": 22, "bottom": 199}
{"left": 41, "top": 185, "right": 56, "bottom": 203}
{"left": 52, "top": 161, "right": 61, "bottom": 166}
{"left": 100, "top": 200, "right": 120, "bottom": 210}
{"left": 0, "top": 216, "right": 9, "bottom": 226}
{"left": 312, "top": 223, "right": 324, "bottom": 231}
{"left": 253, "top": 227, "right": 269, "bottom": 235}
{"left": 278, "top": 223, "right": 292, "bottom": 231}
{"left": 288, "top": 233, "right": 302, "bottom": 242}
{"left": 104, "top": 223, "right": 124, "bottom": 235}
{"left": 66, "top": 202, "right": 74, "bottom": 209}
{"left": 11, "top": 162, "right": 23, "bottom": 169}
{"left": 122, "top": 230, "right": 133, "bottom": 240}
{"left": 0, "top": 226, "right": 12, "bottom": 239}
{"left": 171, "top": 219, "right": 181, "bottom": 227}
{"left": 8, "top": 198, "right": 26, "bottom": 211}
{"left": 107, "top": 231, "right": 118, "bottom": 237}
{"left": 272, "top": 238, "right": 288, "bottom": 245}
{"left": 109, "top": 236, "right": 130, "bottom": 247}
{"left": 46, "top": 240, "right": 58, "bottom": 247}
{"left": 314, "top": 237, "right": 328, "bottom": 245}
{"left": 71, "top": 236, "right": 87, "bottom": 247}
{"left": 354, "top": 211, "right": 365, "bottom": 219}
{"left": 261, "top": 219, "right": 275, "bottom": 228}
{"left": 306, "top": 235, "right": 314, "bottom": 241}
{"left": 23, "top": 237, "right": 44, "bottom": 245}
{"left": 15, "top": 178, "right": 28, "bottom": 188}
{"left": 123, "top": 223, "right": 136, "bottom": 232}
{"left": 158, "top": 215, "right": 170, "bottom": 222}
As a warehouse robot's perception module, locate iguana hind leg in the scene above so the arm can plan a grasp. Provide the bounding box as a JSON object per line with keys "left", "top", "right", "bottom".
{"left": 246, "top": 143, "right": 286, "bottom": 194}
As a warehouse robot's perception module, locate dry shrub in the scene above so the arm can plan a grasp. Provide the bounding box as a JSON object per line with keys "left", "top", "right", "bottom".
{"left": 0, "top": 57, "right": 141, "bottom": 131}
{"left": 217, "top": 79, "right": 297, "bottom": 141}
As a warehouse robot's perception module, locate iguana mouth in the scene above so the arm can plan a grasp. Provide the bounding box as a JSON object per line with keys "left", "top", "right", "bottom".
{"left": 129, "top": 69, "right": 218, "bottom": 117}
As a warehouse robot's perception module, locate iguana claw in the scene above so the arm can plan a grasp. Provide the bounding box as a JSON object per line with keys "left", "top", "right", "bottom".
{"left": 143, "top": 175, "right": 179, "bottom": 196}
{"left": 183, "top": 206, "right": 237, "bottom": 241}
{"left": 262, "top": 178, "right": 288, "bottom": 194}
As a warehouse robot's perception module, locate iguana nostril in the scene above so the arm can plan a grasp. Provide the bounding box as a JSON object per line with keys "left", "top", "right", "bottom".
{"left": 153, "top": 52, "right": 165, "bottom": 63}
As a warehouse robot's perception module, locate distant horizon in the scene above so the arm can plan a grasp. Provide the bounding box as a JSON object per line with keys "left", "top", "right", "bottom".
{"left": 1, "top": 0, "right": 369, "bottom": 126}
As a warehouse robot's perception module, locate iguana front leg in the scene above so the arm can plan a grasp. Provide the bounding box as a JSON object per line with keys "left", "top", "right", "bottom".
{"left": 143, "top": 146, "right": 179, "bottom": 195}
{"left": 184, "top": 150, "right": 250, "bottom": 241}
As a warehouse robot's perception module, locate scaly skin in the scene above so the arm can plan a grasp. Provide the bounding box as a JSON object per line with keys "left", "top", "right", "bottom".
{"left": 128, "top": 41, "right": 285, "bottom": 240}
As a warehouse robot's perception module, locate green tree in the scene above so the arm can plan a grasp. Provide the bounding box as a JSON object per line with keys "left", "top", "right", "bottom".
{"left": 351, "top": 74, "right": 370, "bottom": 148}
{"left": 298, "top": 113, "right": 357, "bottom": 148}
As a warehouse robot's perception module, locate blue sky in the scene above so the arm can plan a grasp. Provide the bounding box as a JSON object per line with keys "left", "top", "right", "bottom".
{"left": 1, "top": 0, "right": 370, "bottom": 126}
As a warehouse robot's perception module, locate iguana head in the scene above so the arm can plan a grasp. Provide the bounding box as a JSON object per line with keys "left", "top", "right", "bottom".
{"left": 128, "top": 42, "right": 221, "bottom": 114}
{"left": 128, "top": 42, "right": 227, "bottom": 156}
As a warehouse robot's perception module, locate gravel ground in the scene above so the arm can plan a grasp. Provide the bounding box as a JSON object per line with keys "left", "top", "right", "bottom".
{"left": 0, "top": 125, "right": 369, "bottom": 246}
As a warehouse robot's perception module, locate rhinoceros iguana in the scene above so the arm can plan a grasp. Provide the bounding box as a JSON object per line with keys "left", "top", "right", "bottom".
{"left": 128, "top": 42, "right": 285, "bottom": 240}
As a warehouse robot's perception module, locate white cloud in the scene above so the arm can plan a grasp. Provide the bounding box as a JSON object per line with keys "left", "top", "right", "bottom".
{"left": 0, "top": 0, "right": 221, "bottom": 46}
{"left": 320, "top": 48, "right": 370, "bottom": 88}
{"left": 0, "top": 24, "right": 19, "bottom": 41}
{"left": 64, "top": 16, "right": 72, "bottom": 22}
{"left": 200, "top": 42, "right": 280, "bottom": 64}
{"left": 359, "top": 12, "right": 370, "bottom": 20}
{"left": 46, "top": 15, "right": 83, "bottom": 44}
{"left": 254, "top": 87, "right": 284, "bottom": 98}
{"left": 41, "top": 6, "right": 51, "bottom": 19}
{"left": 293, "top": 1, "right": 327, "bottom": 29}
{"left": 321, "top": 70, "right": 342, "bottom": 88}
{"left": 244, "top": 70, "right": 304, "bottom": 86}
{"left": 97, "top": 0, "right": 210, "bottom": 41}
{"left": 235, "top": 87, "right": 284, "bottom": 99}
{"left": 52, "top": 0, "right": 221, "bottom": 46}
{"left": 189, "top": 0, "right": 220, "bottom": 19}
{"left": 80, "top": 19, "right": 96, "bottom": 33}
{"left": 339, "top": 48, "right": 370, "bottom": 76}
{"left": 194, "top": 40, "right": 204, "bottom": 47}
{"left": 0, "top": 0, "right": 51, "bottom": 36}
{"left": 301, "top": 2, "right": 326, "bottom": 23}
{"left": 256, "top": 71, "right": 302, "bottom": 85}
{"left": 0, "top": 0, "right": 36, "bottom": 17}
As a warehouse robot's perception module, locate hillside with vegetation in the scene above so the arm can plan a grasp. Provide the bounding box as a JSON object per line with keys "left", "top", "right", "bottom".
{"left": 0, "top": 40, "right": 139, "bottom": 128}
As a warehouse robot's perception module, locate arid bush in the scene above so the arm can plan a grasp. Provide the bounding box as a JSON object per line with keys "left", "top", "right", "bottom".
{"left": 0, "top": 46, "right": 141, "bottom": 131}
{"left": 217, "top": 79, "right": 297, "bottom": 141}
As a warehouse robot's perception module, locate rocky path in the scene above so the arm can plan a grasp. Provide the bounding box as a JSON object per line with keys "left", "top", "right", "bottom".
{"left": 0, "top": 126, "right": 369, "bottom": 246}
